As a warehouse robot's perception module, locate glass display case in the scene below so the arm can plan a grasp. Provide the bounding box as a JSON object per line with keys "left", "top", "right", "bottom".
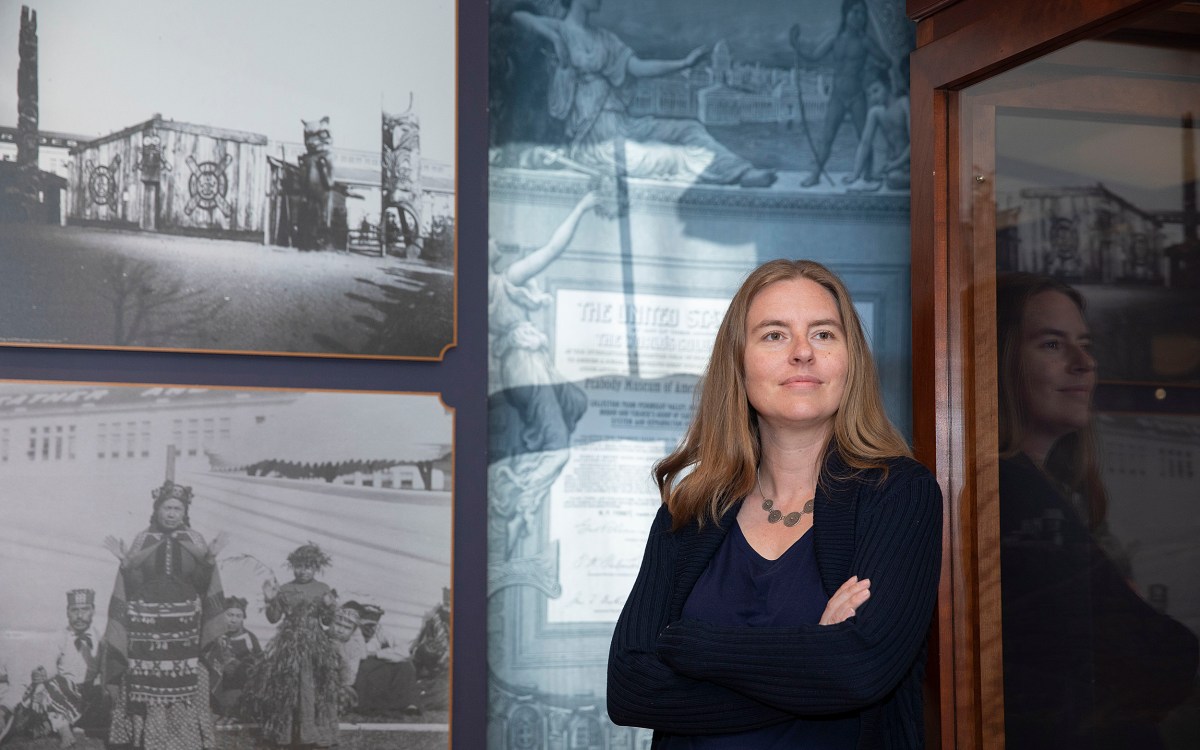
{"left": 909, "top": 1, "right": 1200, "bottom": 747}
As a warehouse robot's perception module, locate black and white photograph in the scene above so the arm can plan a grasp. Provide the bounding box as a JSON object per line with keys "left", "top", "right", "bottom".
{"left": 995, "top": 110, "right": 1200, "bottom": 385}
{"left": 0, "top": 381, "right": 453, "bottom": 749}
{"left": 0, "top": 0, "right": 456, "bottom": 359}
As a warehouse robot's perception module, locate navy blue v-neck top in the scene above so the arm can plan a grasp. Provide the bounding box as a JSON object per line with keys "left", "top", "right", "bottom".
{"left": 659, "top": 520, "right": 859, "bottom": 749}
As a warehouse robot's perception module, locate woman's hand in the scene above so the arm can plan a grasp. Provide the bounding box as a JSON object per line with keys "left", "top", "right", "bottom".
{"left": 103, "top": 536, "right": 128, "bottom": 563}
{"left": 819, "top": 576, "right": 871, "bottom": 626}
{"left": 262, "top": 578, "right": 279, "bottom": 602}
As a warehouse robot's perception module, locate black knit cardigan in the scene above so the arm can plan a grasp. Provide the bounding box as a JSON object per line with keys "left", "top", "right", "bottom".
{"left": 607, "top": 453, "right": 943, "bottom": 749}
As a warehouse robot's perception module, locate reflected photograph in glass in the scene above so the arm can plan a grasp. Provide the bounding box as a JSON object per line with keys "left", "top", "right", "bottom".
{"left": 987, "top": 34, "right": 1200, "bottom": 748}
{"left": 996, "top": 111, "right": 1200, "bottom": 386}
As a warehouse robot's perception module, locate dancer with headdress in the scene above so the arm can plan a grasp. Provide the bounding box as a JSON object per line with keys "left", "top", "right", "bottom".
{"left": 247, "top": 544, "right": 341, "bottom": 747}
{"left": 101, "top": 480, "right": 226, "bottom": 750}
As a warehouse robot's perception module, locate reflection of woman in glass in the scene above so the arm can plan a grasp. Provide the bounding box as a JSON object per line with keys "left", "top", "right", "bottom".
{"left": 511, "top": 0, "right": 776, "bottom": 187}
{"left": 996, "top": 273, "right": 1198, "bottom": 749}
{"left": 101, "top": 481, "right": 226, "bottom": 750}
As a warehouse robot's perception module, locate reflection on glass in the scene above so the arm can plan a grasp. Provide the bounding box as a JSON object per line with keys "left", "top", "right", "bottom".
{"left": 995, "top": 273, "right": 1198, "bottom": 748}
{"left": 995, "top": 111, "right": 1200, "bottom": 384}
{"left": 984, "top": 27, "right": 1200, "bottom": 748}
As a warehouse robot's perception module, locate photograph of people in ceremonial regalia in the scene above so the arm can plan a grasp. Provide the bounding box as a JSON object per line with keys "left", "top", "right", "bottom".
{"left": 0, "top": 0, "right": 456, "bottom": 359}
{"left": 0, "top": 382, "right": 453, "bottom": 749}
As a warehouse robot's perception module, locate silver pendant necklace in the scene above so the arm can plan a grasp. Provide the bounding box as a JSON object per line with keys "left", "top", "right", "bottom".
{"left": 757, "top": 476, "right": 814, "bottom": 527}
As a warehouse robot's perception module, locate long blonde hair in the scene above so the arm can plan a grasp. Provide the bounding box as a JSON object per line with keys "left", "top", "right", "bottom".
{"left": 654, "top": 259, "right": 910, "bottom": 529}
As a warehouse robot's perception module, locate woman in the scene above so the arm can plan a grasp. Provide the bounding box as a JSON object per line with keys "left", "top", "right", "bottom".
{"left": 101, "top": 480, "right": 226, "bottom": 750}
{"left": 608, "top": 259, "right": 942, "bottom": 747}
{"left": 249, "top": 544, "right": 340, "bottom": 748}
{"left": 511, "top": 0, "right": 775, "bottom": 187}
{"left": 997, "top": 273, "right": 1107, "bottom": 539}
{"left": 995, "top": 273, "right": 1198, "bottom": 749}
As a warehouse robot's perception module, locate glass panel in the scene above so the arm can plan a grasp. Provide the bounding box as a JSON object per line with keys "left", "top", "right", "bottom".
{"left": 965, "top": 9, "right": 1200, "bottom": 747}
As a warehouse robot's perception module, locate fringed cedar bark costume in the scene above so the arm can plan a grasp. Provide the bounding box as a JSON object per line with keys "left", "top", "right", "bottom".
{"left": 245, "top": 544, "right": 341, "bottom": 747}
{"left": 101, "top": 481, "right": 225, "bottom": 750}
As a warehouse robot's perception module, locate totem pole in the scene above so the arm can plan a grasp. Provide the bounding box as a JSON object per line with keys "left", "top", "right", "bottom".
{"left": 15, "top": 5, "right": 40, "bottom": 222}
{"left": 382, "top": 95, "right": 422, "bottom": 257}
{"left": 298, "top": 117, "right": 335, "bottom": 249}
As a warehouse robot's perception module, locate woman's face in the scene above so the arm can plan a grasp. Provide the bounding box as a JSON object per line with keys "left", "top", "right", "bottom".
{"left": 225, "top": 608, "right": 245, "bottom": 633}
{"left": 293, "top": 564, "right": 316, "bottom": 584}
{"left": 331, "top": 618, "right": 356, "bottom": 642}
{"left": 743, "top": 278, "right": 848, "bottom": 436}
{"left": 156, "top": 498, "right": 186, "bottom": 529}
{"left": 1017, "top": 290, "right": 1096, "bottom": 449}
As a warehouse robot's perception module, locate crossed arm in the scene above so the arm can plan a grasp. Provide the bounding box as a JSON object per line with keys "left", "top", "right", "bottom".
{"left": 608, "top": 470, "right": 942, "bottom": 731}
{"left": 607, "top": 505, "right": 795, "bottom": 734}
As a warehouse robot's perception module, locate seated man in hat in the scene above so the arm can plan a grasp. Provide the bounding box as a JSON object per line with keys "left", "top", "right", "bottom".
{"left": 342, "top": 602, "right": 421, "bottom": 716}
{"left": 353, "top": 604, "right": 406, "bottom": 662}
{"left": 7, "top": 589, "right": 109, "bottom": 745}
{"left": 53, "top": 589, "right": 109, "bottom": 735}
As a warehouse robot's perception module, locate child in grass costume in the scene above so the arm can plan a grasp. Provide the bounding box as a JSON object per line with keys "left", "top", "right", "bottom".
{"left": 249, "top": 544, "right": 341, "bottom": 747}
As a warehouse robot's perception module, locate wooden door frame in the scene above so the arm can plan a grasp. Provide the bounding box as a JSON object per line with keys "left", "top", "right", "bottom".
{"left": 905, "top": 1, "right": 1181, "bottom": 748}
